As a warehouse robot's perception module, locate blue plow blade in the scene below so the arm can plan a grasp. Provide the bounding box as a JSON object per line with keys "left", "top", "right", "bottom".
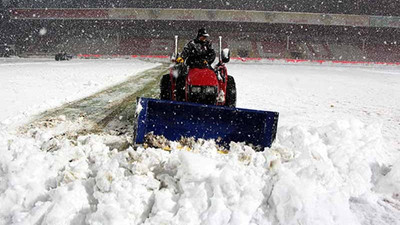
{"left": 134, "top": 98, "right": 279, "bottom": 148}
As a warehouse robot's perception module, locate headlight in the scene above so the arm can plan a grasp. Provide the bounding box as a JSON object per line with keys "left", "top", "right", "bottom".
{"left": 191, "top": 86, "right": 202, "bottom": 93}
{"left": 205, "top": 86, "right": 217, "bottom": 94}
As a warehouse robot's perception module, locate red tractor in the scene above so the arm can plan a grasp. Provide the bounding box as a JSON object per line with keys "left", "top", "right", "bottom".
{"left": 160, "top": 36, "right": 236, "bottom": 107}
{"left": 136, "top": 37, "right": 278, "bottom": 149}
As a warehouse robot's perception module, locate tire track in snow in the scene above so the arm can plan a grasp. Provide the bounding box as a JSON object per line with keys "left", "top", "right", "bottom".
{"left": 23, "top": 64, "right": 169, "bottom": 136}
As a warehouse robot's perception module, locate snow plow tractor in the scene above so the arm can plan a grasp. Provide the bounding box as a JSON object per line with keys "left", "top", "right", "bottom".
{"left": 55, "top": 52, "right": 72, "bottom": 61}
{"left": 160, "top": 46, "right": 236, "bottom": 107}
{"left": 134, "top": 36, "right": 279, "bottom": 150}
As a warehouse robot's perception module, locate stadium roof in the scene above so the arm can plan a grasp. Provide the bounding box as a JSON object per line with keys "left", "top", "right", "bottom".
{"left": 9, "top": 8, "right": 400, "bottom": 29}
{"left": 3, "top": 0, "right": 400, "bottom": 17}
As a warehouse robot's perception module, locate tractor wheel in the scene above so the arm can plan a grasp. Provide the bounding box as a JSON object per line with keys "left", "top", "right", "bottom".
{"left": 225, "top": 75, "right": 236, "bottom": 107}
{"left": 160, "top": 74, "right": 172, "bottom": 100}
{"left": 175, "top": 75, "right": 186, "bottom": 101}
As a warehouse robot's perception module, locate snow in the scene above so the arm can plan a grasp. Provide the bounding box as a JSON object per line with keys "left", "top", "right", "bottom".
{"left": 0, "top": 58, "right": 160, "bottom": 128}
{"left": 1, "top": 59, "right": 400, "bottom": 225}
{"left": 231, "top": 63, "right": 400, "bottom": 152}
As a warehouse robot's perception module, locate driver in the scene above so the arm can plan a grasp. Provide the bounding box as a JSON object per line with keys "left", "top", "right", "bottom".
{"left": 174, "top": 28, "right": 216, "bottom": 101}
{"left": 176, "top": 28, "right": 216, "bottom": 68}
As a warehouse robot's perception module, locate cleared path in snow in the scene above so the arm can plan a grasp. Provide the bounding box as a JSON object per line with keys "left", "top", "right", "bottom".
{"left": 23, "top": 64, "right": 169, "bottom": 136}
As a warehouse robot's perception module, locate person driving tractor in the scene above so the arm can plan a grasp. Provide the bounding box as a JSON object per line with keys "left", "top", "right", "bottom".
{"left": 176, "top": 28, "right": 216, "bottom": 68}
{"left": 174, "top": 28, "right": 216, "bottom": 100}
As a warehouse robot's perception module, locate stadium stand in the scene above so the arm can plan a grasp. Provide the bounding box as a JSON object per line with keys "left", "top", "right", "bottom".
{"left": 365, "top": 43, "right": 400, "bottom": 62}
{"left": 260, "top": 40, "right": 287, "bottom": 58}
{"left": 3, "top": 1, "right": 400, "bottom": 62}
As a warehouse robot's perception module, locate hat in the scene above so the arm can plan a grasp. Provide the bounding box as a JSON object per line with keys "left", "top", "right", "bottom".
{"left": 197, "top": 28, "right": 210, "bottom": 37}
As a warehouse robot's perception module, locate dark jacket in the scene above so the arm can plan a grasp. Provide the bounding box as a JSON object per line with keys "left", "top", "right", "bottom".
{"left": 181, "top": 38, "right": 216, "bottom": 68}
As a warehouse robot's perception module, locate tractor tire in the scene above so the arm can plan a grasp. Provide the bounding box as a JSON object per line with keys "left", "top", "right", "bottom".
{"left": 175, "top": 75, "right": 186, "bottom": 102}
{"left": 160, "top": 74, "right": 172, "bottom": 100}
{"left": 225, "top": 75, "right": 236, "bottom": 107}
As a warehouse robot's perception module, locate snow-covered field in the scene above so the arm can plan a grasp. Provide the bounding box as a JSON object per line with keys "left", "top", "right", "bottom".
{"left": 1, "top": 58, "right": 400, "bottom": 225}
{"left": 0, "top": 58, "right": 160, "bottom": 128}
{"left": 232, "top": 63, "right": 400, "bottom": 152}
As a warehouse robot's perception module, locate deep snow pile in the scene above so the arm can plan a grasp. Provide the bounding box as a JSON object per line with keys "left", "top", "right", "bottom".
{"left": 1, "top": 60, "right": 400, "bottom": 225}
{"left": 1, "top": 116, "right": 399, "bottom": 225}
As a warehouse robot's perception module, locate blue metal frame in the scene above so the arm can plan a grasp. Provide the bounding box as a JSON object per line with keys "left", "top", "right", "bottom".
{"left": 134, "top": 98, "right": 279, "bottom": 148}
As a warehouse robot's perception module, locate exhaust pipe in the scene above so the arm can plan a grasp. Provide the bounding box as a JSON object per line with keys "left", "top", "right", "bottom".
{"left": 219, "top": 36, "right": 222, "bottom": 62}
{"left": 174, "top": 35, "right": 178, "bottom": 58}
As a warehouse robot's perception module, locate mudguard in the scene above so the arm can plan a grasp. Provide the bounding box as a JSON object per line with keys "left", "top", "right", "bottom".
{"left": 134, "top": 98, "right": 279, "bottom": 149}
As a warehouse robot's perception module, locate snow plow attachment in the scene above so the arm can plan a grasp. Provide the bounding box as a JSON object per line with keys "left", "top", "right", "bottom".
{"left": 134, "top": 98, "right": 279, "bottom": 148}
